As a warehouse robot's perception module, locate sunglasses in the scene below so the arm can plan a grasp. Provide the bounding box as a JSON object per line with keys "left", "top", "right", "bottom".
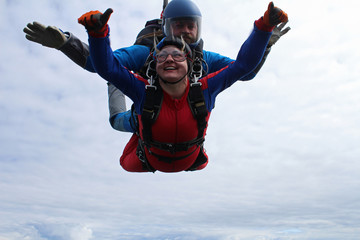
{"left": 155, "top": 50, "right": 188, "bottom": 63}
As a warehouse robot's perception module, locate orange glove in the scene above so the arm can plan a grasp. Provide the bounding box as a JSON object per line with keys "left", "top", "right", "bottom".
{"left": 263, "top": 2, "right": 288, "bottom": 27}
{"left": 78, "top": 8, "right": 113, "bottom": 37}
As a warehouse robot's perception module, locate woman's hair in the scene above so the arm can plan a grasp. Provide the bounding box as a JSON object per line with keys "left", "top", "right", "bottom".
{"left": 154, "top": 36, "right": 192, "bottom": 59}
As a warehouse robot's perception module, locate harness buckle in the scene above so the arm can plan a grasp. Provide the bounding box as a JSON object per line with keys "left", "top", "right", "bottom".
{"left": 145, "top": 84, "right": 157, "bottom": 91}
{"left": 190, "top": 57, "right": 203, "bottom": 82}
{"left": 190, "top": 81, "right": 202, "bottom": 87}
{"left": 165, "top": 143, "right": 175, "bottom": 154}
{"left": 142, "top": 108, "right": 155, "bottom": 119}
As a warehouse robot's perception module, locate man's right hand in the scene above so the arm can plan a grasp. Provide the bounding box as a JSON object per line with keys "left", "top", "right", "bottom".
{"left": 23, "top": 22, "right": 67, "bottom": 49}
{"left": 268, "top": 21, "right": 291, "bottom": 47}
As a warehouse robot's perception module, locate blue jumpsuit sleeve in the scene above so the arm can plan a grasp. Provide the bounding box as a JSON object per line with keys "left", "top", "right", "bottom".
{"left": 85, "top": 45, "right": 151, "bottom": 73}
{"left": 203, "top": 50, "right": 234, "bottom": 74}
{"left": 88, "top": 35, "right": 146, "bottom": 111}
{"left": 203, "top": 24, "right": 272, "bottom": 110}
{"left": 203, "top": 46, "right": 261, "bottom": 81}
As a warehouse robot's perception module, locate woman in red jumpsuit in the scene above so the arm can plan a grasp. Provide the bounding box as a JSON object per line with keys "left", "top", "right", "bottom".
{"left": 78, "top": 2, "right": 288, "bottom": 173}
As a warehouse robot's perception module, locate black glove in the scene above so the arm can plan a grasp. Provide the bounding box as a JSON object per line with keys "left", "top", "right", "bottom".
{"left": 23, "top": 21, "right": 67, "bottom": 49}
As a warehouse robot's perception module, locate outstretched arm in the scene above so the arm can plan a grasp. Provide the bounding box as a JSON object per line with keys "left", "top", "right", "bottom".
{"left": 78, "top": 9, "right": 147, "bottom": 104}
{"left": 203, "top": 13, "right": 290, "bottom": 81}
{"left": 241, "top": 2, "right": 290, "bottom": 80}
{"left": 232, "top": 2, "right": 288, "bottom": 80}
{"left": 23, "top": 21, "right": 150, "bottom": 73}
{"left": 245, "top": 21, "right": 291, "bottom": 79}
{"left": 23, "top": 22, "right": 92, "bottom": 70}
{"left": 205, "top": 2, "right": 289, "bottom": 104}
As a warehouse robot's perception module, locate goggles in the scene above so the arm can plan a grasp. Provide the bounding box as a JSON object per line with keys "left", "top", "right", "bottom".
{"left": 155, "top": 50, "right": 189, "bottom": 63}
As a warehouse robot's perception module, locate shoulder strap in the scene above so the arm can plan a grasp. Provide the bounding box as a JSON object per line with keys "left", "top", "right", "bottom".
{"left": 141, "top": 84, "right": 163, "bottom": 147}
{"left": 188, "top": 40, "right": 208, "bottom": 138}
{"left": 188, "top": 82, "right": 208, "bottom": 140}
{"left": 190, "top": 39, "right": 208, "bottom": 80}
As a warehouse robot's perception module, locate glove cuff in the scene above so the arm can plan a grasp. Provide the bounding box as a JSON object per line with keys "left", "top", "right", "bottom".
{"left": 255, "top": 17, "right": 275, "bottom": 32}
{"left": 88, "top": 25, "right": 109, "bottom": 38}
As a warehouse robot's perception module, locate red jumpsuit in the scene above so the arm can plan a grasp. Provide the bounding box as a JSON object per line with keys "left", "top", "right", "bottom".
{"left": 120, "top": 83, "right": 210, "bottom": 172}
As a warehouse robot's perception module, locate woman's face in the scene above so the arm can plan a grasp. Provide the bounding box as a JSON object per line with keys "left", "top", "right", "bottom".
{"left": 155, "top": 45, "right": 188, "bottom": 83}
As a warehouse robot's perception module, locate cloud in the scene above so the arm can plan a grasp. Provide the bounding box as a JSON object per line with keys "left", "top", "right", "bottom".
{"left": 0, "top": 222, "right": 92, "bottom": 240}
{"left": 1, "top": 0, "right": 360, "bottom": 239}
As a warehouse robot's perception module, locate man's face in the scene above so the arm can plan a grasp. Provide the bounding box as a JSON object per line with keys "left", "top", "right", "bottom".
{"left": 170, "top": 19, "right": 198, "bottom": 44}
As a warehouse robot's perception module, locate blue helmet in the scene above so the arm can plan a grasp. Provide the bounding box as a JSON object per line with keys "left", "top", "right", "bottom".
{"left": 163, "top": 0, "right": 202, "bottom": 46}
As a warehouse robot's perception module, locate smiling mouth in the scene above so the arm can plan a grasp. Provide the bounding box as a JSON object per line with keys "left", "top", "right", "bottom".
{"left": 164, "top": 67, "right": 176, "bottom": 70}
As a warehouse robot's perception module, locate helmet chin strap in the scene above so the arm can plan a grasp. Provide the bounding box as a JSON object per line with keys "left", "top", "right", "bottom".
{"left": 159, "top": 72, "right": 188, "bottom": 85}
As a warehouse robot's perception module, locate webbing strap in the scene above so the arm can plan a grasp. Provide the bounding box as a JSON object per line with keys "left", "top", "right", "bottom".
{"left": 146, "top": 137, "right": 205, "bottom": 154}
{"left": 141, "top": 85, "right": 163, "bottom": 145}
{"left": 188, "top": 82, "right": 208, "bottom": 139}
{"left": 142, "top": 85, "right": 157, "bottom": 120}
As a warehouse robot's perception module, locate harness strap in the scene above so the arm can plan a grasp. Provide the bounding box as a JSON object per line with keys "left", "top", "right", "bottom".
{"left": 148, "top": 145, "right": 198, "bottom": 163}
{"left": 137, "top": 138, "right": 207, "bottom": 172}
{"left": 186, "top": 146, "right": 208, "bottom": 171}
{"left": 130, "top": 104, "right": 139, "bottom": 135}
{"left": 145, "top": 136, "right": 205, "bottom": 154}
{"left": 141, "top": 84, "right": 163, "bottom": 144}
{"left": 136, "top": 138, "right": 156, "bottom": 172}
{"left": 188, "top": 82, "right": 208, "bottom": 140}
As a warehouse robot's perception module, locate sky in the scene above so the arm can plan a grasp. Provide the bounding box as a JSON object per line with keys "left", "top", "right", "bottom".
{"left": 1, "top": 0, "right": 360, "bottom": 239}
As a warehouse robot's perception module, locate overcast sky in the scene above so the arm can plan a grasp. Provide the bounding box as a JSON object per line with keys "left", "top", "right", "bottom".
{"left": 1, "top": 0, "right": 360, "bottom": 239}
